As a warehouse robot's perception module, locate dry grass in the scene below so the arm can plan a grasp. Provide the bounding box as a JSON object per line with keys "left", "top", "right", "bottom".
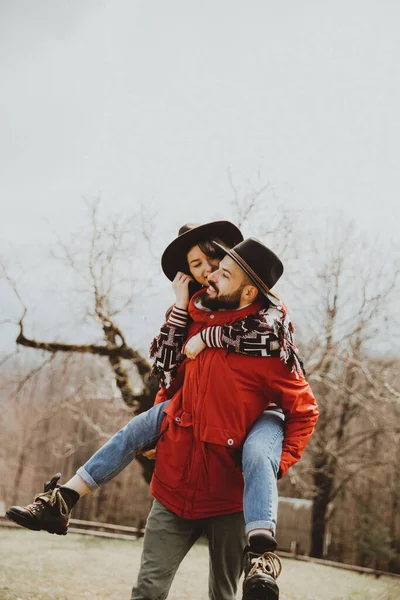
{"left": 0, "top": 529, "right": 399, "bottom": 600}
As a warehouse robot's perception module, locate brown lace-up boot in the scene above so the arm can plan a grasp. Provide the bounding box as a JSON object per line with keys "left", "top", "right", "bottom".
{"left": 242, "top": 532, "right": 282, "bottom": 600}
{"left": 6, "top": 473, "right": 79, "bottom": 535}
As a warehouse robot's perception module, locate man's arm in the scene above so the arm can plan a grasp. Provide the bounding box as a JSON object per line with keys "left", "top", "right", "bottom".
{"left": 264, "top": 358, "right": 319, "bottom": 478}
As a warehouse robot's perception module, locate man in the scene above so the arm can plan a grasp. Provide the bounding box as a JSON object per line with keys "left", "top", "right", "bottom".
{"left": 7, "top": 236, "right": 318, "bottom": 600}
{"left": 144, "top": 238, "right": 318, "bottom": 600}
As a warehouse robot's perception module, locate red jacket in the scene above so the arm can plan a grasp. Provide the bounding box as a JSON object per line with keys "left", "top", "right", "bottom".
{"left": 151, "top": 291, "right": 318, "bottom": 519}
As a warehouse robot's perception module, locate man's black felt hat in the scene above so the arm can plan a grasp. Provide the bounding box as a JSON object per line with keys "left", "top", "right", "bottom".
{"left": 214, "top": 238, "right": 284, "bottom": 305}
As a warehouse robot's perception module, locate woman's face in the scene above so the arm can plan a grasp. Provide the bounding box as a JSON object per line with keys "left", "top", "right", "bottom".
{"left": 186, "top": 244, "right": 220, "bottom": 286}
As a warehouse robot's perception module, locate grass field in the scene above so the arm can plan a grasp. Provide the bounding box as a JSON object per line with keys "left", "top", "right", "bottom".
{"left": 0, "top": 529, "right": 399, "bottom": 600}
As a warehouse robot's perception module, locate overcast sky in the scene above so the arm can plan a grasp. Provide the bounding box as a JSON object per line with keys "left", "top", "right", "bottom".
{"left": 1, "top": 1, "right": 399, "bottom": 352}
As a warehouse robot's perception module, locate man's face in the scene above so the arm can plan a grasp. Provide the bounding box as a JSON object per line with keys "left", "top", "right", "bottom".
{"left": 203, "top": 255, "right": 249, "bottom": 310}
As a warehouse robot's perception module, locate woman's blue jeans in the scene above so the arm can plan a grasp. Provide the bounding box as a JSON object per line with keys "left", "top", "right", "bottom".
{"left": 77, "top": 402, "right": 284, "bottom": 535}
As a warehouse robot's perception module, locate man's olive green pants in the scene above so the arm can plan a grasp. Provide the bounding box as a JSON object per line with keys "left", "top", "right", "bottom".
{"left": 131, "top": 499, "right": 247, "bottom": 600}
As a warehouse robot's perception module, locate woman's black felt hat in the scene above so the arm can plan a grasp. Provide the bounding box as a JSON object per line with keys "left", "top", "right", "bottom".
{"left": 161, "top": 221, "right": 243, "bottom": 281}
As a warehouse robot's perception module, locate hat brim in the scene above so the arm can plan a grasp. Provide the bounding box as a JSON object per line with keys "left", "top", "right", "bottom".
{"left": 214, "top": 242, "right": 281, "bottom": 306}
{"left": 161, "top": 221, "right": 243, "bottom": 281}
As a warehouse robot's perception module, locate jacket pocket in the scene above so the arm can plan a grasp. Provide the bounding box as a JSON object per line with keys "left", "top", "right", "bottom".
{"left": 153, "top": 412, "right": 193, "bottom": 490}
{"left": 203, "top": 442, "right": 244, "bottom": 502}
{"left": 200, "top": 423, "right": 244, "bottom": 449}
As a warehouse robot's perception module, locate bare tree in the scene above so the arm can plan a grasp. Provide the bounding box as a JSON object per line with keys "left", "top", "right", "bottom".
{"left": 297, "top": 225, "right": 400, "bottom": 558}
{"left": 2, "top": 200, "right": 161, "bottom": 483}
{"left": 227, "top": 170, "right": 297, "bottom": 262}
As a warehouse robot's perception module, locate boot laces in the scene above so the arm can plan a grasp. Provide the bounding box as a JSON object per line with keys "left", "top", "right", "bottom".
{"left": 33, "top": 487, "right": 69, "bottom": 518}
{"left": 248, "top": 552, "right": 282, "bottom": 580}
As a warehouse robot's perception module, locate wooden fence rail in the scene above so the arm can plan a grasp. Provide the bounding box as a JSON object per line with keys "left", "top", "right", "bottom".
{"left": 0, "top": 513, "right": 144, "bottom": 541}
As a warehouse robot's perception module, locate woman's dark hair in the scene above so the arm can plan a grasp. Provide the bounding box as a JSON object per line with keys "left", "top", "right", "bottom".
{"left": 192, "top": 236, "right": 227, "bottom": 264}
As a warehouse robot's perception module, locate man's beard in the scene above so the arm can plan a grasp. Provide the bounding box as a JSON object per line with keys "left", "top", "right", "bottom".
{"left": 202, "top": 283, "right": 245, "bottom": 310}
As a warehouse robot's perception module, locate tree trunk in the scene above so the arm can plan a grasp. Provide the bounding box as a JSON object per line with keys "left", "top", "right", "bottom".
{"left": 311, "top": 456, "right": 334, "bottom": 558}
{"left": 12, "top": 447, "right": 27, "bottom": 505}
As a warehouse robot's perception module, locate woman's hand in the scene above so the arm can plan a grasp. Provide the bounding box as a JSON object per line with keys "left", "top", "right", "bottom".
{"left": 172, "top": 271, "right": 193, "bottom": 310}
{"left": 141, "top": 448, "right": 157, "bottom": 460}
{"left": 184, "top": 333, "right": 206, "bottom": 360}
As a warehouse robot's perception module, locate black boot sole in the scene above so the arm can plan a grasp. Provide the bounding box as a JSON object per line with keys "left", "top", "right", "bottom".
{"left": 5, "top": 509, "right": 68, "bottom": 536}
{"left": 243, "top": 577, "right": 279, "bottom": 600}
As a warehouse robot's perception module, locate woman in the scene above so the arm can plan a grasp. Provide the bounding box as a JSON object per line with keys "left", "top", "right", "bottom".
{"left": 148, "top": 221, "right": 303, "bottom": 541}
{"left": 6, "top": 221, "right": 304, "bottom": 599}
{"left": 7, "top": 221, "right": 301, "bottom": 535}
{"left": 6, "top": 221, "right": 302, "bottom": 539}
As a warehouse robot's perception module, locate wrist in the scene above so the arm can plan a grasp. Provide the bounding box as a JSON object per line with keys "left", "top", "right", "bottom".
{"left": 175, "top": 301, "right": 189, "bottom": 310}
{"left": 168, "top": 305, "right": 189, "bottom": 328}
{"left": 201, "top": 326, "right": 223, "bottom": 348}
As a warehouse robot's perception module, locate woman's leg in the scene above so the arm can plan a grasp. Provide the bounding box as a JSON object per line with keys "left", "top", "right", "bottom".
{"left": 5, "top": 401, "right": 169, "bottom": 534}
{"left": 76, "top": 400, "right": 169, "bottom": 491}
{"left": 241, "top": 410, "right": 284, "bottom": 600}
{"left": 242, "top": 409, "right": 284, "bottom": 536}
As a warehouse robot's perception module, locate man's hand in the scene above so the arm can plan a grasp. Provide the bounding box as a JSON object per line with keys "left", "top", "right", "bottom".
{"left": 141, "top": 448, "right": 157, "bottom": 460}
{"left": 172, "top": 271, "right": 194, "bottom": 310}
{"left": 184, "top": 333, "right": 206, "bottom": 360}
